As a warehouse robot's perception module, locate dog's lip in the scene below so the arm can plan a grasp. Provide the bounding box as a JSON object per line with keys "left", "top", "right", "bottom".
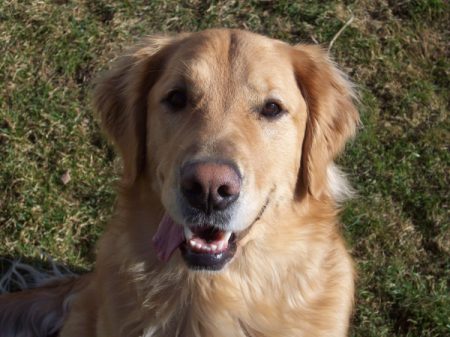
{"left": 180, "top": 230, "right": 237, "bottom": 271}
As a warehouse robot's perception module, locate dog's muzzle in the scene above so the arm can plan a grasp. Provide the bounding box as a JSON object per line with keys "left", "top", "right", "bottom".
{"left": 152, "top": 160, "right": 242, "bottom": 271}
{"left": 179, "top": 160, "right": 241, "bottom": 270}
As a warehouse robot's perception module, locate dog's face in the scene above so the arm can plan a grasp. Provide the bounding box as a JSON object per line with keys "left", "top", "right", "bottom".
{"left": 94, "top": 30, "right": 358, "bottom": 271}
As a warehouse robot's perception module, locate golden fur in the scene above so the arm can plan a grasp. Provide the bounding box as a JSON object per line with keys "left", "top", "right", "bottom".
{"left": 0, "top": 29, "right": 359, "bottom": 337}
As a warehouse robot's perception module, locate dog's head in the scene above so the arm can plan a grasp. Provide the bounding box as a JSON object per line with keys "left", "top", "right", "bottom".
{"left": 94, "top": 29, "right": 359, "bottom": 271}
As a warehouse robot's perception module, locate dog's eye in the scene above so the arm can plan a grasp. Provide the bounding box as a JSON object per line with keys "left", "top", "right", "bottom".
{"left": 165, "top": 89, "right": 187, "bottom": 110}
{"left": 261, "top": 101, "right": 284, "bottom": 119}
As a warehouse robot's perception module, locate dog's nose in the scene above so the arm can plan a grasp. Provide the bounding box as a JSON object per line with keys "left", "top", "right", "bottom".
{"left": 180, "top": 161, "right": 241, "bottom": 213}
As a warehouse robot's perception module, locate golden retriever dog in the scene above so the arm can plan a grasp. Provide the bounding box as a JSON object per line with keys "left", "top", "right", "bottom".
{"left": 0, "top": 29, "right": 359, "bottom": 337}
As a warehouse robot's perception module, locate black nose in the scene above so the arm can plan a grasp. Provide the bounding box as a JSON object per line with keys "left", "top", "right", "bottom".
{"left": 180, "top": 161, "right": 241, "bottom": 213}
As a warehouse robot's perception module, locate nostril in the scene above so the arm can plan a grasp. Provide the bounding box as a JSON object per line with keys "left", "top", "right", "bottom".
{"left": 181, "top": 177, "right": 205, "bottom": 201}
{"left": 188, "top": 181, "right": 203, "bottom": 195}
{"left": 217, "top": 185, "right": 232, "bottom": 198}
{"left": 213, "top": 182, "right": 239, "bottom": 211}
{"left": 181, "top": 177, "right": 208, "bottom": 212}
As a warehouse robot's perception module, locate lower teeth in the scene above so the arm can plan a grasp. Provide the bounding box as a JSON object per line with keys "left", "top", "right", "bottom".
{"left": 184, "top": 227, "right": 233, "bottom": 253}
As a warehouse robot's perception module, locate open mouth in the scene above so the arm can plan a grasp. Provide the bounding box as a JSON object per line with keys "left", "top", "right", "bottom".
{"left": 180, "top": 226, "right": 237, "bottom": 271}
{"left": 152, "top": 213, "right": 237, "bottom": 271}
{"left": 153, "top": 191, "right": 272, "bottom": 270}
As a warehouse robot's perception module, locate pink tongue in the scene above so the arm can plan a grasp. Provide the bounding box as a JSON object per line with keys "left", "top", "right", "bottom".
{"left": 152, "top": 213, "right": 185, "bottom": 262}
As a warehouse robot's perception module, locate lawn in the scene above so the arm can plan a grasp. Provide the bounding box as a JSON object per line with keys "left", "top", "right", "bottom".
{"left": 0, "top": 1, "right": 448, "bottom": 336}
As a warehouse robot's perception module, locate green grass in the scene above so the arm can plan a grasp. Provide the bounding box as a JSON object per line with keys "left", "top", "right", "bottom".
{"left": 0, "top": 1, "right": 448, "bottom": 336}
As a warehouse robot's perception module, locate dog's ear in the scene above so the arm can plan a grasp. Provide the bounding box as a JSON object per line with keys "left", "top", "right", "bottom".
{"left": 93, "top": 35, "right": 185, "bottom": 185}
{"left": 291, "top": 45, "right": 360, "bottom": 201}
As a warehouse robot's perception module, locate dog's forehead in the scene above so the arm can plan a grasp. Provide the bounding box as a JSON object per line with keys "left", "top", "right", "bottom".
{"left": 168, "top": 30, "right": 293, "bottom": 92}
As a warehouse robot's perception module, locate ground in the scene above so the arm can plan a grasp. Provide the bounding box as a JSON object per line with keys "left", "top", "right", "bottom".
{"left": 0, "top": 1, "right": 448, "bottom": 336}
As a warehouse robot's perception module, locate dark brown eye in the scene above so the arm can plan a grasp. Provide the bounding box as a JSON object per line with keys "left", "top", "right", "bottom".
{"left": 261, "top": 101, "right": 283, "bottom": 119}
{"left": 165, "top": 89, "right": 187, "bottom": 110}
